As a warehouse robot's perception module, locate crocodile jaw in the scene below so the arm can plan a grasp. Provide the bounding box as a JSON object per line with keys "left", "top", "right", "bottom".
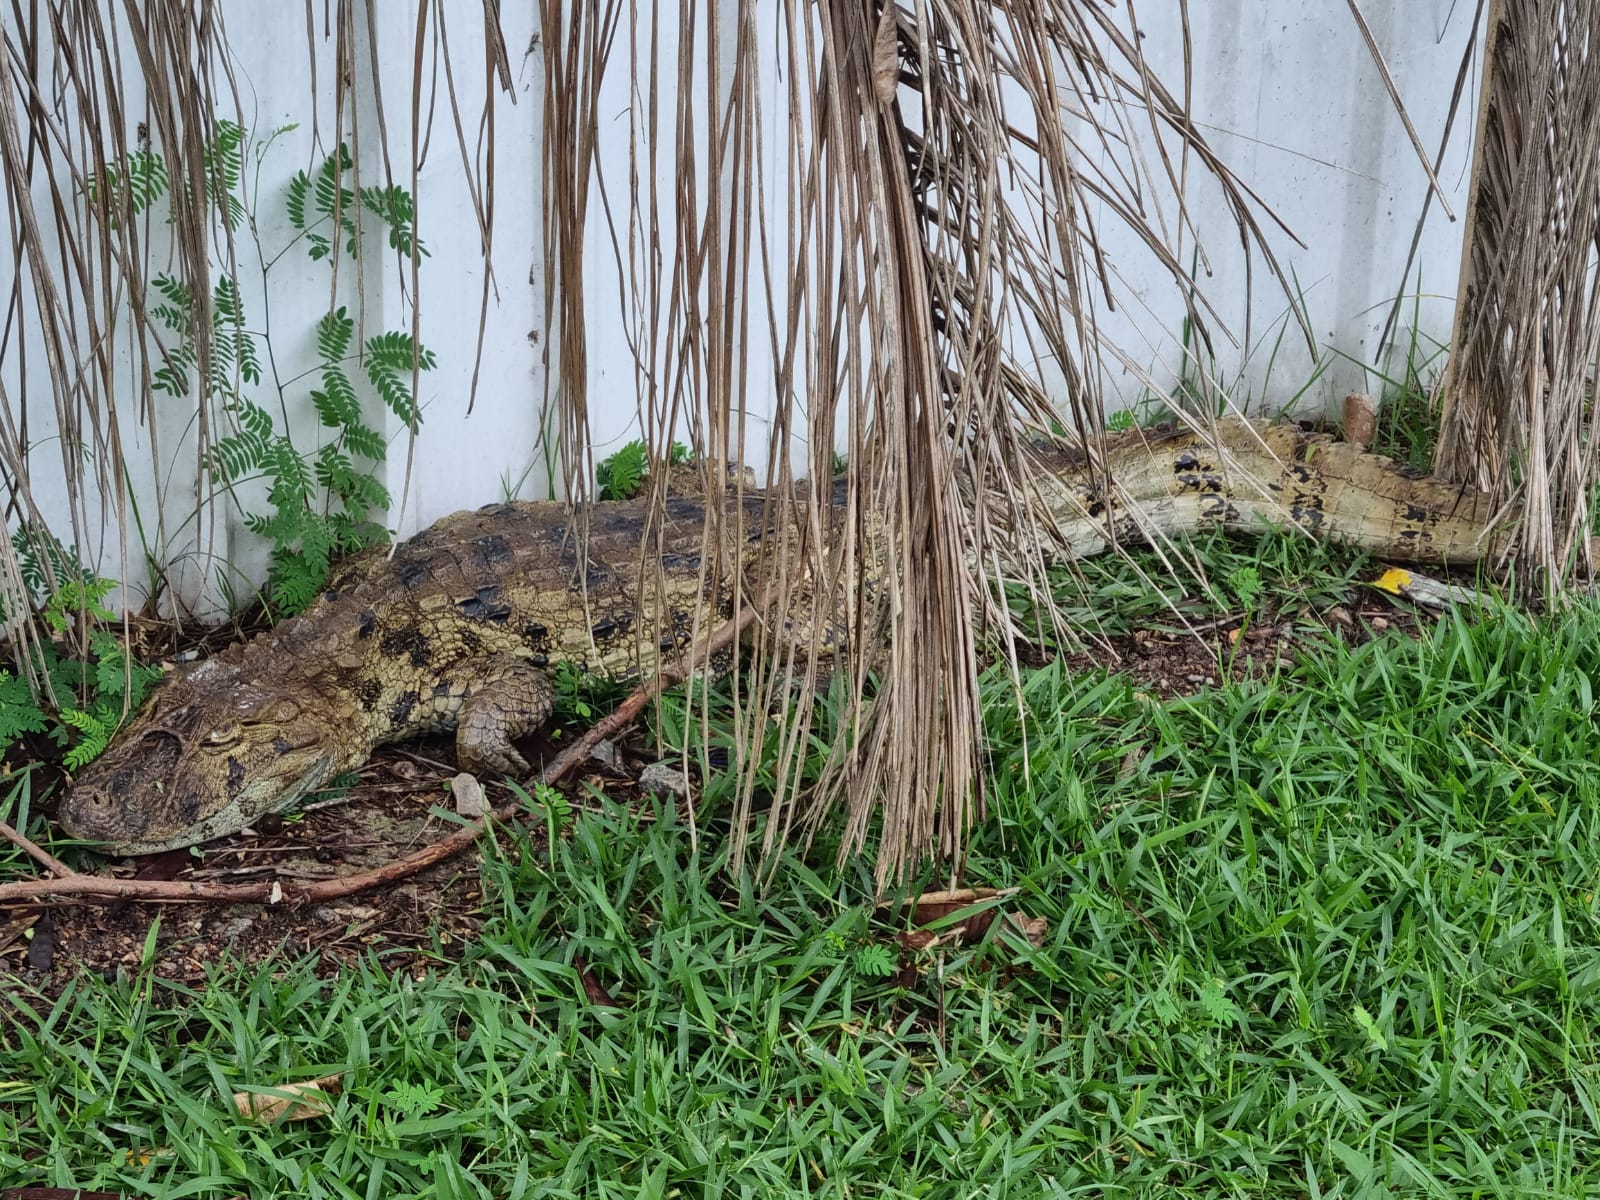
{"left": 58, "top": 660, "right": 361, "bottom": 855}
{"left": 61, "top": 748, "right": 346, "bottom": 856}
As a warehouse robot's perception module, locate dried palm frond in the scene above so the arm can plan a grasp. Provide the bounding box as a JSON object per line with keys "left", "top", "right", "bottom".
{"left": 555, "top": 1, "right": 1309, "bottom": 884}
{"left": 1436, "top": 0, "right": 1600, "bottom": 595}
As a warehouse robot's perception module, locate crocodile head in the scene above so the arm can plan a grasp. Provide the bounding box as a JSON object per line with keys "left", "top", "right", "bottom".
{"left": 58, "top": 657, "right": 353, "bottom": 855}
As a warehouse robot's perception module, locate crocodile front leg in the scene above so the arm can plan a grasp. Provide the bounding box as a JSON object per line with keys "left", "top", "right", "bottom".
{"left": 453, "top": 653, "right": 556, "bottom": 776}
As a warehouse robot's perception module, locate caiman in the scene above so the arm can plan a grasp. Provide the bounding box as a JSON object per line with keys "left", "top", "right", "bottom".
{"left": 59, "top": 418, "right": 1498, "bottom": 855}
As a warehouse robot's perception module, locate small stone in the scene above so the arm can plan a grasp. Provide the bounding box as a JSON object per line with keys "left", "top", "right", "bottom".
{"left": 219, "top": 917, "right": 255, "bottom": 941}
{"left": 451, "top": 772, "right": 488, "bottom": 818}
{"left": 1327, "top": 605, "right": 1353, "bottom": 627}
{"left": 588, "top": 739, "right": 625, "bottom": 772}
{"left": 1371, "top": 616, "right": 1390, "bottom": 631}
{"left": 1185, "top": 674, "right": 1206, "bottom": 684}
{"left": 638, "top": 761, "right": 690, "bottom": 798}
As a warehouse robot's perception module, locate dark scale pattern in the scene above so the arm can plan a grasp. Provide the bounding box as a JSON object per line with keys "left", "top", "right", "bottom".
{"left": 355, "top": 677, "right": 384, "bottom": 711}
{"left": 590, "top": 614, "right": 631, "bottom": 643}
{"left": 397, "top": 560, "right": 430, "bottom": 590}
{"left": 1175, "top": 470, "right": 1224, "bottom": 493}
{"left": 380, "top": 628, "right": 432, "bottom": 668}
{"left": 458, "top": 585, "right": 513, "bottom": 622}
{"left": 389, "top": 690, "right": 420, "bottom": 727}
{"left": 472, "top": 534, "right": 515, "bottom": 569}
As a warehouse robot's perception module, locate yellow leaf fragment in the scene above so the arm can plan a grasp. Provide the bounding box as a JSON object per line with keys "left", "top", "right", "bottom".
{"left": 233, "top": 1072, "right": 344, "bottom": 1124}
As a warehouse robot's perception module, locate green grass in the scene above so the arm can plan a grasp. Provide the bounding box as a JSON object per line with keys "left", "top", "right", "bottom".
{"left": 6, "top": 589, "right": 1600, "bottom": 1196}
{"left": 1017, "top": 525, "right": 1380, "bottom": 644}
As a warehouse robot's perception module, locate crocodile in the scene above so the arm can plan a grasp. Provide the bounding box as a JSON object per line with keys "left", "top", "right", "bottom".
{"left": 58, "top": 418, "right": 1498, "bottom": 855}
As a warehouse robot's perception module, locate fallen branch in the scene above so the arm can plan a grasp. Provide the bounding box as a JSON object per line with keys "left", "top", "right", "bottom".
{"left": 0, "top": 603, "right": 764, "bottom": 907}
{"left": 0, "top": 820, "right": 73, "bottom": 879}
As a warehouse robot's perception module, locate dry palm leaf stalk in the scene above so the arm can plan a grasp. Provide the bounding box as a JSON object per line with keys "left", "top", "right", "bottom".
{"left": 553, "top": 1, "right": 1311, "bottom": 883}
{"left": 1436, "top": 0, "right": 1600, "bottom": 596}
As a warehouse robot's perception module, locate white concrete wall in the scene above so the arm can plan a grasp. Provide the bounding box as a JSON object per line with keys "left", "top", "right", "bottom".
{"left": 0, "top": 1, "right": 1481, "bottom": 612}
{"left": 1080, "top": 1, "right": 1477, "bottom": 416}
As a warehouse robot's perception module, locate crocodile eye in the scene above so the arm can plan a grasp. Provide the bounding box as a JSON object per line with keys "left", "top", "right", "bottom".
{"left": 205, "top": 722, "right": 242, "bottom": 747}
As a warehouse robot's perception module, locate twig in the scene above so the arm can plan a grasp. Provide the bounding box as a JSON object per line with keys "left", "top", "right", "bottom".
{"left": 0, "top": 821, "right": 76, "bottom": 879}
{"left": 0, "top": 602, "right": 765, "bottom": 907}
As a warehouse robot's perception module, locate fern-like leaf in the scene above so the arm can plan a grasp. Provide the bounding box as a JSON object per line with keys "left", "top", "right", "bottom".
{"left": 205, "top": 120, "right": 244, "bottom": 195}
{"left": 266, "top": 438, "right": 312, "bottom": 500}
{"left": 596, "top": 441, "right": 650, "bottom": 501}
{"left": 43, "top": 578, "right": 116, "bottom": 634}
{"left": 60, "top": 705, "right": 115, "bottom": 770}
{"left": 341, "top": 422, "right": 387, "bottom": 463}
{"left": 313, "top": 444, "right": 355, "bottom": 492}
{"left": 852, "top": 943, "right": 897, "bottom": 979}
{"left": 1198, "top": 978, "right": 1245, "bottom": 1027}
{"left": 311, "top": 369, "right": 362, "bottom": 430}
{"left": 365, "top": 330, "right": 437, "bottom": 373}
{"left": 152, "top": 273, "right": 192, "bottom": 313}
{"left": 337, "top": 470, "right": 390, "bottom": 515}
{"left": 359, "top": 184, "right": 429, "bottom": 257}
{"left": 312, "top": 147, "right": 356, "bottom": 226}
{"left": 363, "top": 333, "right": 434, "bottom": 425}
{"left": 0, "top": 671, "right": 50, "bottom": 743}
{"left": 237, "top": 399, "right": 276, "bottom": 443}
{"left": 268, "top": 510, "right": 336, "bottom": 616}
{"left": 237, "top": 328, "right": 262, "bottom": 386}
{"left": 152, "top": 353, "right": 193, "bottom": 398}
{"left": 89, "top": 631, "right": 163, "bottom": 711}
{"left": 208, "top": 402, "right": 277, "bottom": 482}
{"left": 212, "top": 273, "right": 243, "bottom": 325}
{"left": 314, "top": 445, "right": 389, "bottom": 515}
{"left": 87, "top": 150, "right": 171, "bottom": 225}
{"left": 328, "top": 513, "right": 389, "bottom": 553}
{"left": 317, "top": 307, "right": 355, "bottom": 362}
{"left": 11, "top": 524, "right": 91, "bottom": 604}
{"left": 286, "top": 170, "right": 311, "bottom": 230}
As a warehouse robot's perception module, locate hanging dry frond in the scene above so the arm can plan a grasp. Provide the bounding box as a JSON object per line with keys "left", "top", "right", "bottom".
{"left": 561, "top": 1, "right": 1309, "bottom": 884}
{"left": 1437, "top": 0, "right": 1600, "bottom": 595}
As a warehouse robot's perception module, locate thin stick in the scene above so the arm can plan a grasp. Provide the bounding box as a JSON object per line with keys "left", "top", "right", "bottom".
{"left": 0, "top": 820, "right": 77, "bottom": 879}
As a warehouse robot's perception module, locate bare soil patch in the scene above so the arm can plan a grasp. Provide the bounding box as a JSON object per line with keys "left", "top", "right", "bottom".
{"left": 1, "top": 726, "right": 663, "bottom": 999}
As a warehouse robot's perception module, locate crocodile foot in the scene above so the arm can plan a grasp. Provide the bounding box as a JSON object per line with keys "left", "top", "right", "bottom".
{"left": 454, "top": 653, "right": 556, "bottom": 777}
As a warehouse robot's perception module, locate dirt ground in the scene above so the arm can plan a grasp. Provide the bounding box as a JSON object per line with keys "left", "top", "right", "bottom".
{"left": 0, "top": 722, "right": 661, "bottom": 999}
{"left": 0, "top": 592, "right": 1422, "bottom": 1000}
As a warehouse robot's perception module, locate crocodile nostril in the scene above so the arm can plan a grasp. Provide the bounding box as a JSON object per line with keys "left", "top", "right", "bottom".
{"left": 79, "top": 789, "right": 111, "bottom": 813}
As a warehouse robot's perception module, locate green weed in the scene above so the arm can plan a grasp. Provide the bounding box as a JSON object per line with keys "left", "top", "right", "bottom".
{"left": 596, "top": 439, "right": 692, "bottom": 501}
